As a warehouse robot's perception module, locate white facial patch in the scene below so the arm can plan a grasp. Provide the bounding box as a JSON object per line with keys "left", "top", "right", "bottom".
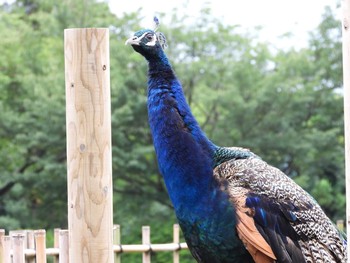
{"left": 133, "top": 32, "right": 148, "bottom": 45}
{"left": 126, "top": 31, "right": 158, "bottom": 47}
{"left": 145, "top": 35, "right": 157, "bottom": 46}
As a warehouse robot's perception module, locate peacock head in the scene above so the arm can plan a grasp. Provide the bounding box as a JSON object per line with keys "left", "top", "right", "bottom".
{"left": 125, "top": 17, "right": 167, "bottom": 59}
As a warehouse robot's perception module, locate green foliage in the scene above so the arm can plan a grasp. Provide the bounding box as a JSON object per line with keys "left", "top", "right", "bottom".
{"left": 0, "top": 1, "right": 345, "bottom": 262}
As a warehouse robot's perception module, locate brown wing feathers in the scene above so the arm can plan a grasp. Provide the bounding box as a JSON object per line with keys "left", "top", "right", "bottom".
{"left": 213, "top": 154, "right": 347, "bottom": 263}
{"left": 236, "top": 208, "right": 276, "bottom": 263}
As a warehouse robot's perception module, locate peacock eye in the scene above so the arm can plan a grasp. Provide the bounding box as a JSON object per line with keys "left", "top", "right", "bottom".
{"left": 146, "top": 34, "right": 153, "bottom": 40}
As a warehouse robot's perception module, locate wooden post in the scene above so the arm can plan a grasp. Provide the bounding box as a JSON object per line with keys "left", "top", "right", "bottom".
{"left": 173, "top": 224, "right": 180, "bottom": 263}
{"left": 113, "top": 225, "right": 121, "bottom": 263}
{"left": 142, "top": 226, "right": 151, "bottom": 263}
{"left": 27, "top": 230, "right": 35, "bottom": 263}
{"left": 53, "top": 229, "right": 60, "bottom": 263}
{"left": 12, "top": 234, "right": 25, "bottom": 263}
{"left": 64, "top": 28, "right": 113, "bottom": 263}
{"left": 342, "top": 0, "right": 350, "bottom": 257}
{"left": 34, "top": 230, "right": 47, "bottom": 263}
{"left": 59, "top": 230, "right": 69, "bottom": 263}
{"left": 2, "top": 236, "right": 11, "bottom": 263}
{"left": 0, "top": 230, "right": 4, "bottom": 263}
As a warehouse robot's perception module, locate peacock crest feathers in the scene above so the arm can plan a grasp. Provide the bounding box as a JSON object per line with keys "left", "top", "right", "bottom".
{"left": 153, "top": 16, "right": 160, "bottom": 30}
{"left": 125, "top": 17, "right": 168, "bottom": 60}
{"left": 153, "top": 16, "right": 168, "bottom": 49}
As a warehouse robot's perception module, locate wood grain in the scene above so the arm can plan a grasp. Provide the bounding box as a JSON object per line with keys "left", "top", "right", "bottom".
{"left": 34, "top": 230, "right": 47, "bottom": 263}
{"left": 1, "top": 236, "right": 10, "bottom": 263}
{"left": 64, "top": 28, "right": 113, "bottom": 263}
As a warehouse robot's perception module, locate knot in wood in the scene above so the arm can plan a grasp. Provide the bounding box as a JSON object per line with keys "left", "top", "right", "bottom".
{"left": 344, "top": 18, "right": 349, "bottom": 31}
{"left": 79, "top": 144, "right": 86, "bottom": 152}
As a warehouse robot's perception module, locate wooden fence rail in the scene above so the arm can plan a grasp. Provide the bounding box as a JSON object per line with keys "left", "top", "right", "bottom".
{"left": 0, "top": 224, "right": 188, "bottom": 263}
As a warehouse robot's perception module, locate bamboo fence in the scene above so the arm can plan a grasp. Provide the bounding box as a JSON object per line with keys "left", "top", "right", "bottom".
{"left": 0, "top": 224, "right": 188, "bottom": 263}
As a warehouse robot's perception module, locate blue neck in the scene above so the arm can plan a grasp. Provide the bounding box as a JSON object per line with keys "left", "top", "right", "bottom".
{"left": 146, "top": 51, "right": 220, "bottom": 214}
{"left": 144, "top": 49, "right": 250, "bottom": 262}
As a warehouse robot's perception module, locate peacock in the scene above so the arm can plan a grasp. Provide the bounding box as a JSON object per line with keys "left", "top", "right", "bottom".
{"left": 125, "top": 18, "right": 347, "bottom": 263}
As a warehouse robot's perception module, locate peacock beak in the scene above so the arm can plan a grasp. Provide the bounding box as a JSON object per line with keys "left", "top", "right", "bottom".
{"left": 125, "top": 35, "right": 140, "bottom": 46}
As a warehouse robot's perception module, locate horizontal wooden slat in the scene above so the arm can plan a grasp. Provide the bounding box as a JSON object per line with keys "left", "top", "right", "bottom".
{"left": 11, "top": 242, "right": 188, "bottom": 256}
{"left": 113, "top": 242, "right": 188, "bottom": 253}
{"left": 21, "top": 248, "right": 59, "bottom": 257}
